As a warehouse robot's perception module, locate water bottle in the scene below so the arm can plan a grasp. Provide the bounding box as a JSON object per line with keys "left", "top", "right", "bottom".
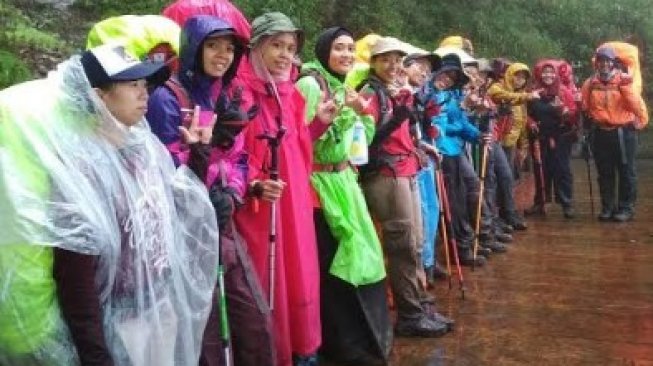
{"left": 349, "top": 119, "right": 368, "bottom": 165}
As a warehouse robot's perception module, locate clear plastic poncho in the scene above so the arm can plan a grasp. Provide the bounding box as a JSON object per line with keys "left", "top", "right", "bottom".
{"left": 0, "top": 55, "right": 219, "bottom": 365}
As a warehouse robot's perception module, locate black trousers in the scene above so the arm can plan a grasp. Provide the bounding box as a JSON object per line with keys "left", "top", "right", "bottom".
{"left": 486, "top": 141, "right": 519, "bottom": 219}
{"left": 592, "top": 126, "right": 638, "bottom": 213}
{"left": 441, "top": 155, "right": 494, "bottom": 249}
{"left": 531, "top": 135, "right": 574, "bottom": 208}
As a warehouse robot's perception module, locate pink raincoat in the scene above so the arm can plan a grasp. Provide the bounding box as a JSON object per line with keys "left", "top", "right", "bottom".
{"left": 232, "top": 60, "right": 320, "bottom": 365}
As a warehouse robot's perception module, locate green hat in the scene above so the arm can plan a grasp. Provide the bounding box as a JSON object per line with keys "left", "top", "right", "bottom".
{"left": 250, "top": 12, "right": 304, "bottom": 51}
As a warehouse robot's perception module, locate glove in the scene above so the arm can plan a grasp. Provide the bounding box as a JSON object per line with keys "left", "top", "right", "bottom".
{"left": 187, "top": 142, "right": 212, "bottom": 182}
{"left": 208, "top": 184, "right": 239, "bottom": 230}
{"left": 371, "top": 104, "right": 411, "bottom": 146}
{"left": 426, "top": 125, "right": 439, "bottom": 140}
{"left": 212, "top": 87, "right": 259, "bottom": 149}
{"left": 424, "top": 100, "right": 442, "bottom": 120}
{"left": 394, "top": 88, "right": 412, "bottom": 105}
{"left": 391, "top": 104, "right": 412, "bottom": 123}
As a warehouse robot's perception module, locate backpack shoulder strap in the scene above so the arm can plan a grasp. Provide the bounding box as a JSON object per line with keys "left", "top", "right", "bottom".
{"left": 164, "top": 77, "right": 193, "bottom": 111}
{"left": 358, "top": 77, "right": 391, "bottom": 126}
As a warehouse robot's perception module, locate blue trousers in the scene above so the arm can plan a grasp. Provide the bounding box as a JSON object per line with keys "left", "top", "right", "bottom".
{"left": 417, "top": 159, "right": 439, "bottom": 268}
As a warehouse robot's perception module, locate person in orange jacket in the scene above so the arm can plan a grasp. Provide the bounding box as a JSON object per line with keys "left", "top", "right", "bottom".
{"left": 581, "top": 46, "right": 648, "bottom": 222}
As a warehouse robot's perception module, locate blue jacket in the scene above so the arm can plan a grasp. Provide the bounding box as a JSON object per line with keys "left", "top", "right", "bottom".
{"left": 421, "top": 81, "right": 479, "bottom": 157}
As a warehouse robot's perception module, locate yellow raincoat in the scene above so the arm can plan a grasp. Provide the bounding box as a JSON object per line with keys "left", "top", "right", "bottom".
{"left": 488, "top": 62, "right": 532, "bottom": 147}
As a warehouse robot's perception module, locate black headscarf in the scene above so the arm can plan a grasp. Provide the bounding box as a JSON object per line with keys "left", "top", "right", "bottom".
{"left": 314, "top": 26, "right": 353, "bottom": 81}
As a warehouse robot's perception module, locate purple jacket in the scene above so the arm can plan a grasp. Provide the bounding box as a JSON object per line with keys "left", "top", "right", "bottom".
{"left": 146, "top": 15, "right": 247, "bottom": 196}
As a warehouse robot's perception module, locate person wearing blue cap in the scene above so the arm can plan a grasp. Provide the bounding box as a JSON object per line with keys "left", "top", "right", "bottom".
{"left": 0, "top": 43, "right": 222, "bottom": 365}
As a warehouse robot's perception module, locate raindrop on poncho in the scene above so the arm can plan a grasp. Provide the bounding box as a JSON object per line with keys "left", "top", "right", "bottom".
{"left": 0, "top": 55, "right": 219, "bottom": 365}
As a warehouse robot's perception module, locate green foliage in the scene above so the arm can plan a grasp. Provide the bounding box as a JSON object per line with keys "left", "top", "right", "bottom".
{"left": 1, "top": 1, "right": 67, "bottom": 51}
{"left": 0, "top": 51, "right": 32, "bottom": 89}
{"left": 5, "top": 23, "right": 67, "bottom": 50}
{"left": 72, "top": 0, "right": 168, "bottom": 17}
{"left": 231, "top": 0, "right": 653, "bottom": 95}
{"left": 4, "top": 0, "right": 653, "bottom": 99}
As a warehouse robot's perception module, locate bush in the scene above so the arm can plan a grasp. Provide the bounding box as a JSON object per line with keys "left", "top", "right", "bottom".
{"left": 0, "top": 51, "right": 32, "bottom": 89}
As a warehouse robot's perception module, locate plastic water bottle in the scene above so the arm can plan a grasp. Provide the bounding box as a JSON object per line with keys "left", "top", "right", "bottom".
{"left": 349, "top": 119, "right": 368, "bottom": 165}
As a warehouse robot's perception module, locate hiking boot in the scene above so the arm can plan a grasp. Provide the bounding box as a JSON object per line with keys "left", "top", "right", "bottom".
{"left": 482, "top": 241, "right": 508, "bottom": 253}
{"left": 612, "top": 210, "right": 634, "bottom": 222}
{"left": 563, "top": 206, "right": 575, "bottom": 219}
{"left": 524, "top": 203, "right": 546, "bottom": 216}
{"left": 395, "top": 315, "right": 449, "bottom": 338}
{"left": 474, "top": 246, "right": 492, "bottom": 257}
{"left": 506, "top": 215, "right": 528, "bottom": 230}
{"left": 452, "top": 246, "right": 490, "bottom": 262}
{"left": 426, "top": 310, "right": 455, "bottom": 331}
{"left": 495, "top": 217, "right": 515, "bottom": 233}
{"left": 495, "top": 232, "right": 513, "bottom": 243}
{"left": 459, "top": 249, "right": 487, "bottom": 267}
{"left": 432, "top": 263, "right": 449, "bottom": 280}
{"left": 598, "top": 207, "right": 613, "bottom": 222}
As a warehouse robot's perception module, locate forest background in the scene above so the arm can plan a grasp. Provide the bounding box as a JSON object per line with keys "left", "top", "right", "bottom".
{"left": 2, "top": 0, "right": 652, "bottom": 152}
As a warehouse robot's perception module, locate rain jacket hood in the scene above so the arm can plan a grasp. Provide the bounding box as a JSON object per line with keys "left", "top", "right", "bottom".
{"left": 301, "top": 60, "right": 343, "bottom": 95}
{"left": 533, "top": 59, "right": 561, "bottom": 97}
{"left": 503, "top": 62, "right": 531, "bottom": 91}
{"left": 179, "top": 15, "right": 245, "bottom": 92}
{"left": 488, "top": 62, "right": 531, "bottom": 147}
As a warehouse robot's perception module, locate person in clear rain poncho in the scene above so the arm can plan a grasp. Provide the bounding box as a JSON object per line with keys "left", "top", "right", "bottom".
{"left": 0, "top": 44, "right": 220, "bottom": 366}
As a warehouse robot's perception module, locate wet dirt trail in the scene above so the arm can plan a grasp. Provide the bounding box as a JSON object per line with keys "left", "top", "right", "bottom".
{"left": 387, "top": 159, "right": 653, "bottom": 365}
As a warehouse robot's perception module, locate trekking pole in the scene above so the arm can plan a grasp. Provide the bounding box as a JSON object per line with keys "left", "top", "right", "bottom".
{"left": 578, "top": 105, "right": 595, "bottom": 217}
{"left": 432, "top": 153, "right": 452, "bottom": 290}
{"left": 216, "top": 246, "right": 232, "bottom": 366}
{"left": 257, "top": 127, "right": 286, "bottom": 311}
{"left": 532, "top": 139, "right": 547, "bottom": 214}
{"left": 582, "top": 132, "right": 595, "bottom": 217}
{"left": 472, "top": 142, "right": 490, "bottom": 271}
{"left": 260, "top": 82, "right": 287, "bottom": 311}
{"left": 437, "top": 166, "right": 466, "bottom": 299}
{"left": 217, "top": 167, "right": 232, "bottom": 366}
